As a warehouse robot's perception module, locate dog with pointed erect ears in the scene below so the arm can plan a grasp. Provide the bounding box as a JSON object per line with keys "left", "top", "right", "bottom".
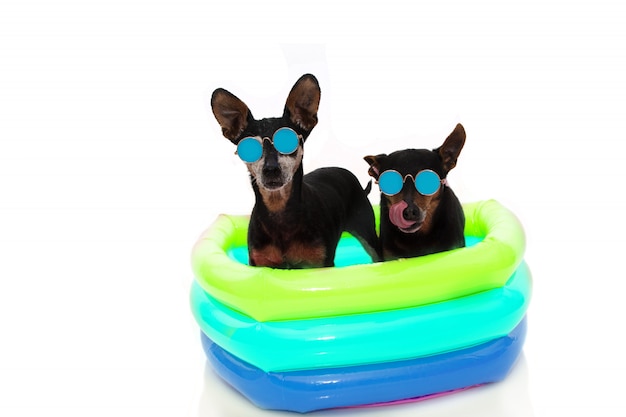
{"left": 211, "top": 74, "right": 381, "bottom": 268}
{"left": 364, "top": 124, "right": 466, "bottom": 260}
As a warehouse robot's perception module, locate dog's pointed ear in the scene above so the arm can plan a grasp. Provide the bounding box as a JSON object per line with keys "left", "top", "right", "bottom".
{"left": 284, "top": 74, "right": 321, "bottom": 133}
{"left": 364, "top": 154, "right": 387, "bottom": 180}
{"left": 436, "top": 123, "right": 466, "bottom": 173}
{"left": 211, "top": 88, "right": 252, "bottom": 143}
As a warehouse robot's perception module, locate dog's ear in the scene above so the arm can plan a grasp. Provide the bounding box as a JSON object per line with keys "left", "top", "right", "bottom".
{"left": 364, "top": 154, "right": 387, "bottom": 180}
{"left": 284, "top": 74, "right": 321, "bottom": 133}
{"left": 211, "top": 88, "right": 252, "bottom": 143}
{"left": 436, "top": 123, "right": 466, "bottom": 173}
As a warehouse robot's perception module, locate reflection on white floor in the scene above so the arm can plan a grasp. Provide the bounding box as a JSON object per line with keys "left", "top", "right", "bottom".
{"left": 194, "top": 353, "right": 533, "bottom": 417}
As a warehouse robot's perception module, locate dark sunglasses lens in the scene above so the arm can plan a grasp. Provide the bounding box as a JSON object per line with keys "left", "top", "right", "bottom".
{"left": 415, "top": 170, "right": 441, "bottom": 195}
{"left": 237, "top": 137, "right": 263, "bottom": 163}
{"left": 273, "top": 128, "right": 299, "bottom": 155}
{"left": 378, "top": 171, "right": 404, "bottom": 195}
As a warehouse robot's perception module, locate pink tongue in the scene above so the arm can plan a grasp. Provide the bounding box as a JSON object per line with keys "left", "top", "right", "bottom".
{"left": 389, "top": 200, "right": 417, "bottom": 229}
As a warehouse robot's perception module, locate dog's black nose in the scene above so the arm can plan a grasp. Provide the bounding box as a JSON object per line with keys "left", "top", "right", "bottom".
{"left": 263, "top": 159, "right": 281, "bottom": 176}
{"left": 403, "top": 204, "right": 421, "bottom": 221}
{"left": 263, "top": 165, "right": 281, "bottom": 178}
{"left": 263, "top": 149, "right": 280, "bottom": 170}
{"left": 262, "top": 151, "right": 281, "bottom": 177}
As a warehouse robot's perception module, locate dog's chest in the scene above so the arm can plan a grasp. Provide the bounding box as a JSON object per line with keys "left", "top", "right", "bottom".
{"left": 249, "top": 242, "right": 327, "bottom": 268}
{"left": 250, "top": 225, "right": 327, "bottom": 268}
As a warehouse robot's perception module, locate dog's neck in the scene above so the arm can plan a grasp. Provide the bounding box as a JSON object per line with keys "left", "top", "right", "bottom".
{"left": 257, "top": 183, "right": 294, "bottom": 212}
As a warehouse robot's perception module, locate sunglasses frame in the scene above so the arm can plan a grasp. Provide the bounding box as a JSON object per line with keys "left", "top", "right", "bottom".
{"left": 377, "top": 169, "right": 446, "bottom": 196}
{"left": 235, "top": 127, "right": 302, "bottom": 163}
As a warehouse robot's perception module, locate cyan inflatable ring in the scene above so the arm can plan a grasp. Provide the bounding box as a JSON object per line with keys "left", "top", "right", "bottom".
{"left": 191, "top": 199, "right": 526, "bottom": 321}
{"left": 190, "top": 261, "right": 530, "bottom": 372}
{"left": 201, "top": 317, "right": 527, "bottom": 413}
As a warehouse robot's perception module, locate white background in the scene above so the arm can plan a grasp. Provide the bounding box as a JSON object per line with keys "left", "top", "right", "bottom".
{"left": 1, "top": 1, "right": 625, "bottom": 416}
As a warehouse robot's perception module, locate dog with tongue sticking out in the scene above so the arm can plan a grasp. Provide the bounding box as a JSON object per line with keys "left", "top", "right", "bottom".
{"left": 364, "top": 124, "right": 467, "bottom": 260}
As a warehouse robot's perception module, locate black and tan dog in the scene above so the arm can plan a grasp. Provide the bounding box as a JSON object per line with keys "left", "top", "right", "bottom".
{"left": 365, "top": 124, "right": 466, "bottom": 260}
{"left": 211, "top": 74, "right": 380, "bottom": 268}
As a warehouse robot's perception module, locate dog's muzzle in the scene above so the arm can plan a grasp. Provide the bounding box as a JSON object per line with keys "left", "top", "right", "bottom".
{"left": 389, "top": 200, "right": 422, "bottom": 233}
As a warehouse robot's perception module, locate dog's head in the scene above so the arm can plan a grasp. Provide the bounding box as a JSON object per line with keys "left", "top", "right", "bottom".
{"left": 210, "top": 74, "right": 320, "bottom": 193}
{"left": 365, "top": 124, "right": 466, "bottom": 234}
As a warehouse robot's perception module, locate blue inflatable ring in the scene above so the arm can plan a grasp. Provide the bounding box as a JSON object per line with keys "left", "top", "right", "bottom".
{"left": 191, "top": 262, "right": 530, "bottom": 372}
{"left": 201, "top": 317, "right": 527, "bottom": 413}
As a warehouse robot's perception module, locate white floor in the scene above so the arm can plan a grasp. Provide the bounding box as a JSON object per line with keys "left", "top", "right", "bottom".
{"left": 2, "top": 1, "right": 625, "bottom": 416}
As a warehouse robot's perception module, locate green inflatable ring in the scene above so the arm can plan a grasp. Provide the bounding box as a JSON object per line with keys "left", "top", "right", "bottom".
{"left": 191, "top": 199, "right": 525, "bottom": 322}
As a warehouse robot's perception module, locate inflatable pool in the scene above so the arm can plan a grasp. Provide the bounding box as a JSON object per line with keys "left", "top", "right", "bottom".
{"left": 190, "top": 199, "right": 531, "bottom": 412}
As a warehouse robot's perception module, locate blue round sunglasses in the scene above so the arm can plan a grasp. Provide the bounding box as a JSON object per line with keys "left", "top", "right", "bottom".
{"left": 236, "top": 127, "right": 301, "bottom": 163}
{"left": 378, "top": 169, "right": 446, "bottom": 196}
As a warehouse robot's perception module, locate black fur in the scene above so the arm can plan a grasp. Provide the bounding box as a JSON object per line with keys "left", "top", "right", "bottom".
{"left": 365, "top": 124, "right": 466, "bottom": 260}
{"left": 211, "top": 74, "right": 381, "bottom": 268}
